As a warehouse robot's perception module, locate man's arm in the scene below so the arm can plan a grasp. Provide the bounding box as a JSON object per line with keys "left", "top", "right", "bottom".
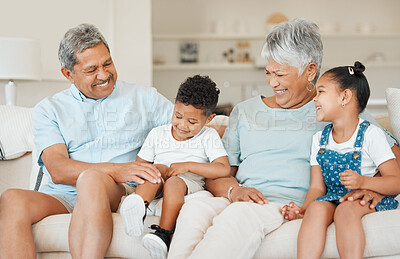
{"left": 41, "top": 143, "right": 161, "bottom": 186}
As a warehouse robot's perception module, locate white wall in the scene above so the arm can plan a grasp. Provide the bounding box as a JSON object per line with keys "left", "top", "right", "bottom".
{"left": 152, "top": 0, "right": 400, "bottom": 114}
{"left": 0, "top": 0, "right": 152, "bottom": 107}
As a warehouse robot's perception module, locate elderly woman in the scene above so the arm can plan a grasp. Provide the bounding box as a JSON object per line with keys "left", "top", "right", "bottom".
{"left": 168, "top": 18, "right": 400, "bottom": 259}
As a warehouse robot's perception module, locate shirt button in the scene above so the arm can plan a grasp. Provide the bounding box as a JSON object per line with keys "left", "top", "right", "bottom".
{"left": 98, "top": 123, "right": 103, "bottom": 128}
{"left": 95, "top": 138, "right": 100, "bottom": 142}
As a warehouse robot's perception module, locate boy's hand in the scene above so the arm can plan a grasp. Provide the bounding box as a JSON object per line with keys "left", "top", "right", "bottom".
{"left": 167, "top": 162, "right": 190, "bottom": 177}
{"left": 281, "top": 202, "right": 304, "bottom": 220}
{"left": 340, "top": 170, "right": 365, "bottom": 190}
{"left": 154, "top": 164, "right": 169, "bottom": 180}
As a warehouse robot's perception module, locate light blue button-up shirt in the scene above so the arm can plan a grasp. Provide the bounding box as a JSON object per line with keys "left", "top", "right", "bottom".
{"left": 33, "top": 80, "right": 173, "bottom": 196}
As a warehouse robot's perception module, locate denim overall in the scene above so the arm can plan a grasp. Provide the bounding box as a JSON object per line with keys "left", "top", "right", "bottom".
{"left": 315, "top": 120, "right": 398, "bottom": 211}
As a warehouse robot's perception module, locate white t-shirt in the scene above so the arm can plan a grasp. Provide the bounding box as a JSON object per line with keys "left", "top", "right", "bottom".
{"left": 310, "top": 119, "right": 395, "bottom": 177}
{"left": 138, "top": 124, "right": 227, "bottom": 183}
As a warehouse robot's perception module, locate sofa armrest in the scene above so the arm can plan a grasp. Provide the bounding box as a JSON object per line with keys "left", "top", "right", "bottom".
{"left": 0, "top": 152, "right": 32, "bottom": 194}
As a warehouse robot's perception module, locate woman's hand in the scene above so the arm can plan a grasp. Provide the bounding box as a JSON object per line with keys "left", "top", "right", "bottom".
{"left": 282, "top": 202, "right": 304, "bottom": 220}
{"left": 230, "top": 186, "right": 269, "bottom": 205}
{"left": 340, "top": 169, "right": 365, "bottom": 190}
{"left": 339, "top": 189, "right": 384, "bottom": 209}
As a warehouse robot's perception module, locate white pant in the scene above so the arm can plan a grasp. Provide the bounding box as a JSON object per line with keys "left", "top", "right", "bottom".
{"left": 168, "top": 197, "right": 284, "bottom": 259}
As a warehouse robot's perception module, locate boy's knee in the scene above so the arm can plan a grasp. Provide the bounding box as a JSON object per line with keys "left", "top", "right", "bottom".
{"left": 164, "top": 176, "right": 186, "bottom": 193}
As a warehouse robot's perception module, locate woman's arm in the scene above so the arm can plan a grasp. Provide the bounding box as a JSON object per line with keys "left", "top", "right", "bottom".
{"left": 206, "top": 166, "right": 269, "bottom": 204}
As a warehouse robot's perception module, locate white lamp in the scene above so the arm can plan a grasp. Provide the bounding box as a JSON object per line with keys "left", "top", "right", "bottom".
{"left": 0, "top": 38, "right": 41, "bottom": 105}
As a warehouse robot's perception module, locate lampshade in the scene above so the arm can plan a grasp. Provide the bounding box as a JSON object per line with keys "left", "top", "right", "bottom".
{"left": 0, "top": 38, "right": 42, "bottom": 105}
{"left": 0, "top": 38, "right": 41, "bottom": 80}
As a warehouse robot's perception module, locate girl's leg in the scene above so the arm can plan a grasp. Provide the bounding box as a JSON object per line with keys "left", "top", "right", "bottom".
{"left": 334, "top": 200, "right": 375, "bottom": 259}
{"left": 297, "top": 201, "right": 336, "bottom": 259}
{"left": 159, "top": 176, "right": 187, "bottom": 231}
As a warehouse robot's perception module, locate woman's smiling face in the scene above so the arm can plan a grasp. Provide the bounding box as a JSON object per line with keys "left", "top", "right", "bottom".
{"left": 265, "top": 59, "right": 315, "bottom": 109}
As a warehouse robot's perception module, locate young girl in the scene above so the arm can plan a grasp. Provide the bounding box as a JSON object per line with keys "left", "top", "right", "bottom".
{"left": 282, "top": 61, "right": 400, "bottom": 259}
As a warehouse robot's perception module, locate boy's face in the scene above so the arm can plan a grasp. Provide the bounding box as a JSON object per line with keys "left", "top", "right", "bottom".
{"left": 171, "top": 101, "right": 214, "bottom": 141}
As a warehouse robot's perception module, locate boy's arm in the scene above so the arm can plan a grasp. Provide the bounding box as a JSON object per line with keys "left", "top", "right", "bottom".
{"left": 167, "top": 156, "right": 231, "bottom": 179}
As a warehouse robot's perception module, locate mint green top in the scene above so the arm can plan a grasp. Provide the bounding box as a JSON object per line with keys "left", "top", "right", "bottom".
{"left": 222, "top": 96, "right": 396, "bottom": 206}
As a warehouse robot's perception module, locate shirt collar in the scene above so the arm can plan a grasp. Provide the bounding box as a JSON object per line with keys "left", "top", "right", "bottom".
{"left": 69, "top": 83, "right": 116, "bottom": 103}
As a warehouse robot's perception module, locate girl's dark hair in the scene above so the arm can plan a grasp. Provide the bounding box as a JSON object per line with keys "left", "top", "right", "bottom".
{"left": 324, "top": 61, "right": 370, "bottom": 113}
{"left": 176, "top": 75, "right": 220, "bottom": 117}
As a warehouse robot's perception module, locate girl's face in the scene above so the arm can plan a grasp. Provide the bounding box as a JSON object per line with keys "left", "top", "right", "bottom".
{"left": 265, "top": 59, "right": 315, "bottom": 109}
{"left": 313, "top": 74, "right": 344, "bottom": 122}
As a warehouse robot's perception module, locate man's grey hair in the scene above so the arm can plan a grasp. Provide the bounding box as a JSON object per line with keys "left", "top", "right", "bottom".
{"left": 58, "top": 24, "right": 110, "bottom": 73}
{"left": 261, "top": 18, "right": 323, "bottom": 84}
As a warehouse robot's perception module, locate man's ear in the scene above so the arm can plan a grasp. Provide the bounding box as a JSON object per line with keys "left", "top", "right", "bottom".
{"left": 61, "top": 67, "right": 75, "bottom": 84}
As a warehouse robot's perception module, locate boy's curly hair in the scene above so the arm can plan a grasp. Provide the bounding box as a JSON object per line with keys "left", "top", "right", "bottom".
{"left": 176, "top": 75, "right": 220, "bottom": 116}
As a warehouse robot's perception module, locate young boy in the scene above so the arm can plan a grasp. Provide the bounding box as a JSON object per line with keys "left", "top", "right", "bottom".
{"left": 120, "top": 75, "right": 230, "bottom": 259}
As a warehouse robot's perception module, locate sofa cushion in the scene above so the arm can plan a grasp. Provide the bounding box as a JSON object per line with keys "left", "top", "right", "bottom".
{"left": 0, "top": 105, "right": 34, "bottom": 160}
{"left": 254, "top": 209, "right": 400, "bottom": 258}
{"left": 33, "top": 213, "right": 156, "bottom": 258}
{"left": 386, "top": 88, "right": 400, "bottom": 142}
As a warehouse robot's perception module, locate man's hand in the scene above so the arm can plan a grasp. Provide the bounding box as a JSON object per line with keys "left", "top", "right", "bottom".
{"left": 339, "top": 189, "right": 383, "bottom": 209}
{"left": 340, "top": 170, "right": 365, "bottom": 190}
{"left": 282, "top": 202, "right": 304, "bottom": 220}
{"left": 230, "top": 186, "right": 269, "bottom": 205}
{"left": 167, "top": 162, "right": 190, "bottom": 177}
{"left": 109, "top": 161, "right": 161, "bottom": 184}
{"left": 155, "top": 164, "right": 169, "bottom": 180}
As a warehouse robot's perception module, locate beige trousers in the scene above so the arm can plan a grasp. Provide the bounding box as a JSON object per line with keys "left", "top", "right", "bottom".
{"left": 168, "top": 197, "right": 284, "bottom": 259}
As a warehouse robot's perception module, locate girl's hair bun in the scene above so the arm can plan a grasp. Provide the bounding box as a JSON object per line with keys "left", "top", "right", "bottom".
{"left": 354, "top": 61, "right": 365, "bottom": 73}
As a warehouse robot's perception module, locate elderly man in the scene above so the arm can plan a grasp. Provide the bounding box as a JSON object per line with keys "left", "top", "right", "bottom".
{"left": 0, "top": 24, "right": 172, "bottom": 258}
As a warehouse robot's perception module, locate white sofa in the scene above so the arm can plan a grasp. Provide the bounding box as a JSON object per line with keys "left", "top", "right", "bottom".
{"left": 1, "top": 88, "right": 400, "bottom": 258}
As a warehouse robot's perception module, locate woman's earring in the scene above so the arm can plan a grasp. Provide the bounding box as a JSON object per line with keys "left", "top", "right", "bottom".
{"left": 306, "top": 81, "right": 315, "bottom": 92}
{"left": 342, "top": 102, "right": 345, "bottom": 107}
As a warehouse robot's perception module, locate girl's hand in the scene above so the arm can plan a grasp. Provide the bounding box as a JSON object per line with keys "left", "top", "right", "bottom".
{"left": 230, "top": 186, "right": 269, "bottom": 205}
{"left": 340, "top": 169, "right": 365, "bottom": 190}
{"left": 282, "top": 202, "right": 304, "bottom": 220}
{"left": 167, "top": 162, "right": 190, "bottom": 177}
